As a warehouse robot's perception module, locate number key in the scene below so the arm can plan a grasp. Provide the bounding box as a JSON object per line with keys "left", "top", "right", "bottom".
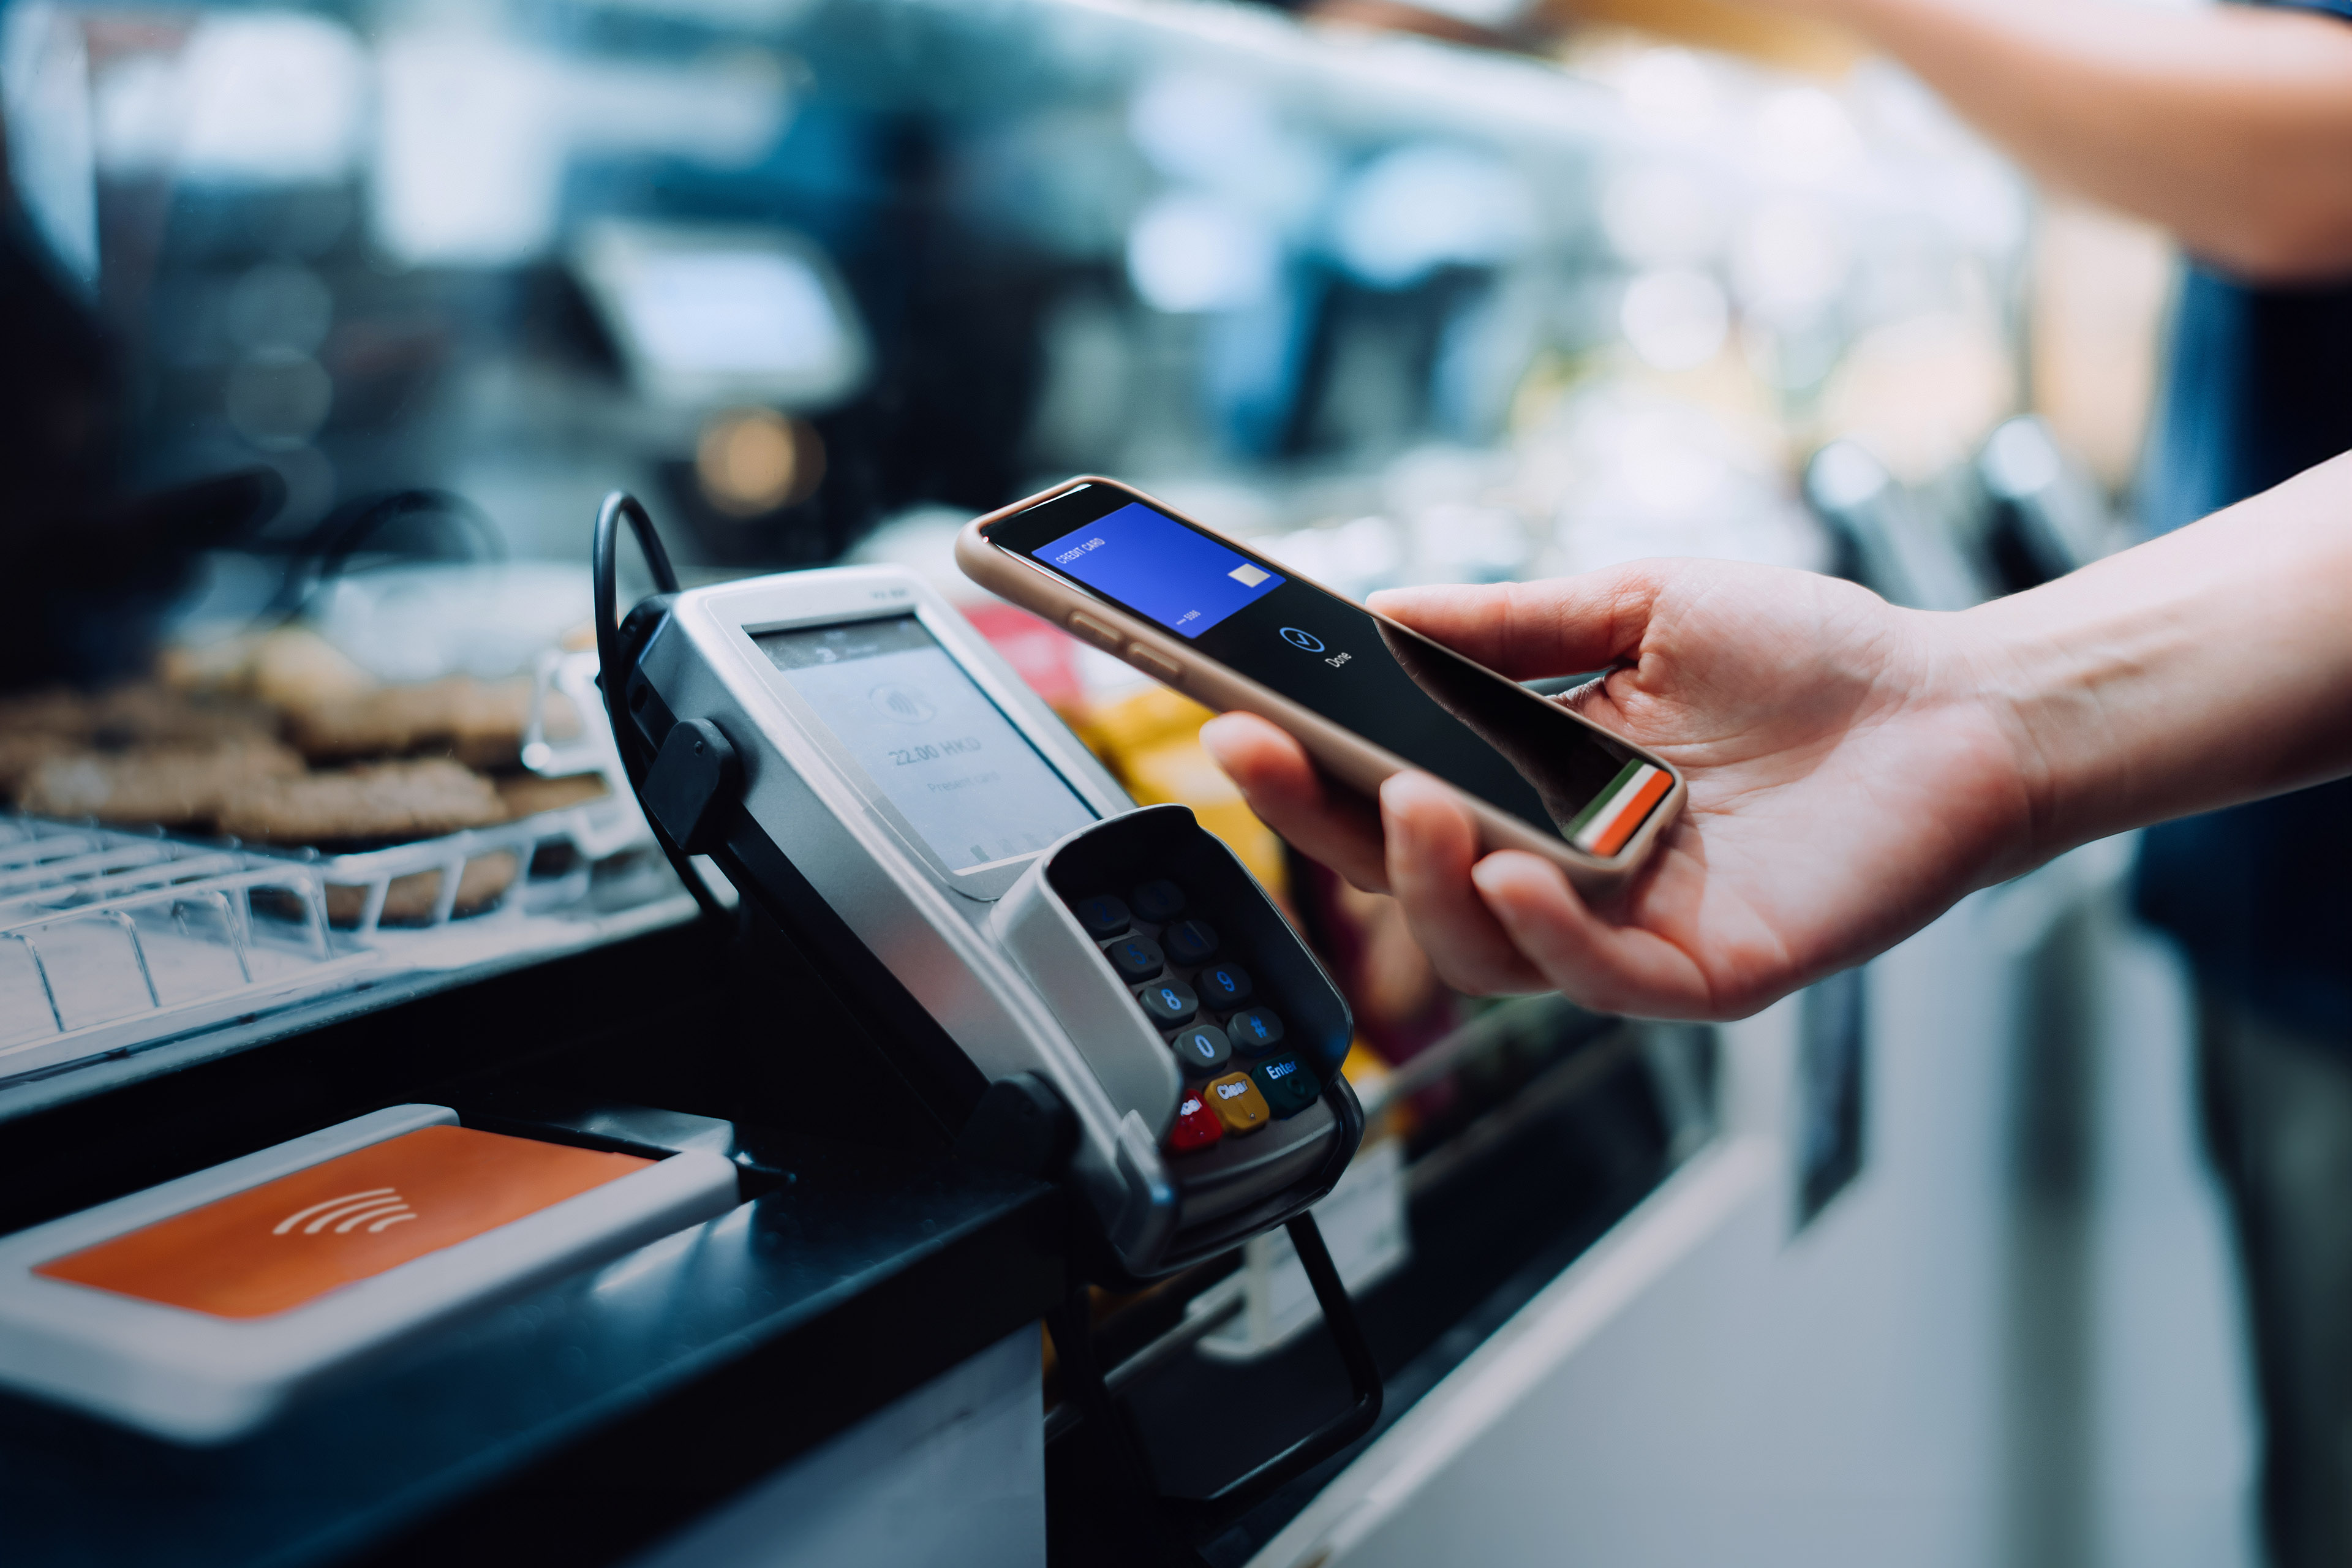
{"left": 1194, "top": 963, "right": 1252, "bottom": 1010}
{"left": 1106, "top": 934, "right": 1164, "bottom": 982}
{"left": 1137, "top": 979, "right": 1199, "bottom": 1028}
{"left": 1131, "top": 880, "right": 1186, "bottom": 922}
{"left": 1170, "top": 1023, "right": 1232, "bottom": 1076}
{"left": 1163, "top": 919, "right": 1218, "bottom": 965}
{"left": 1074, "top": 895, "right": 1131, "bottom": 938}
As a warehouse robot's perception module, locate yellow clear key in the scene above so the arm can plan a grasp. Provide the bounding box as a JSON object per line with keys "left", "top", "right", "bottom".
{"left": 1204, "top": 1071, "right": 1269, "bottom": 1136}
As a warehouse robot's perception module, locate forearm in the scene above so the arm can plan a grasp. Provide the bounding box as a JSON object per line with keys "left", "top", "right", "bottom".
{"left": 1814, "top": 0, "right": 2352, "bottom": 279}
{"left": 1969, "top": 450, "right": 2352, "bottom": 863}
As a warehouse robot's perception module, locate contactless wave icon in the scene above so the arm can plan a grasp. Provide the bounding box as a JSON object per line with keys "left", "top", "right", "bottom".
{"left": 273, "top": 1188, "right": 419, "bottom": 1237}
{"left": 869, "top": 682, "right": 937, "bottom": 723}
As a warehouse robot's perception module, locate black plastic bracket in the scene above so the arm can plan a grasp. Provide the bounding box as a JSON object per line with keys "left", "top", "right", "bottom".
{"left": 956, "top": 1072, "right": 1079, "bottom": 1180}
{"left": 1054, "top": 1210, "right": 1385, "bottom": 1559}
{"left": 641, "top": 718, "right": 741, "bottom": 855}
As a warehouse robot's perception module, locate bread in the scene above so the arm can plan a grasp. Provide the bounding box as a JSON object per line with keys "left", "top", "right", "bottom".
{"left": 18, "top": 740, "right": 306, "bottom": 827}
{"left": 216, "top": 758, "right": 507, "bottom": 846}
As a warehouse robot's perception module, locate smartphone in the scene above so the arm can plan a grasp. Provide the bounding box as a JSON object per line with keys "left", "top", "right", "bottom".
{"left": 957, "top": 477, "right": 1684, "bottom": 895}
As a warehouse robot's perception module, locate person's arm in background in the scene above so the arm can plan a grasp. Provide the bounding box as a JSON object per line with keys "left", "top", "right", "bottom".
{"left": 1766, "top": 0, "right": 2352, "bottom": 281}
{"left": 1202, "top": 451, "right": 2352, "bottom": 1020}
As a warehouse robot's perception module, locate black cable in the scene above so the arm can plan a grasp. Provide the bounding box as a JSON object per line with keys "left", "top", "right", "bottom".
{"left": 269, "top": 488, "right": 505, "bottom": 623}
{"left": 593, "top": 489, "right": 729, "bottom": 929}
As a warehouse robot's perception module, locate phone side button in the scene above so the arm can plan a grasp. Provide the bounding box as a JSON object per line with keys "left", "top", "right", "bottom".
{"left": 1068, "top": 611, "right": 1123, "bottom": 650}
{"left": 1126, "top": 645, "right": 1182, "bottom": 685}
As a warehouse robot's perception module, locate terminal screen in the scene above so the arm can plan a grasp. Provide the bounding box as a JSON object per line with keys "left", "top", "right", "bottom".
{"left": 756, "top": 616, "right": 1096, "bottom": 870}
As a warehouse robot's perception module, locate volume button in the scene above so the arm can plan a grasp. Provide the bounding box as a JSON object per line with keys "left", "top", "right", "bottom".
{"left": 1067, "top": 612, "right": 1121, "bottom": 650}
{"left": 1126, "top": 644, "right": 1182, "bottom": 685}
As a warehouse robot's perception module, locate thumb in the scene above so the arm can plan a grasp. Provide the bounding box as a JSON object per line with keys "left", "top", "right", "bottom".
{"left": 1367, "top": 565, "right": 1668, "bottom": 681}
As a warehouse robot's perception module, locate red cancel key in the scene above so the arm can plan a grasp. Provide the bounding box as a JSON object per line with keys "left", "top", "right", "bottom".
{"left": 1167, "top": 1092, "right": 1224, "bottom": 1153}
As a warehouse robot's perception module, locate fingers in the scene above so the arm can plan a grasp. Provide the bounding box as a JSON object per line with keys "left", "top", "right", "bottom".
{"left": 1469, "top": 851, "right": 1714, "bottom": 1019}
{"left": 1366, "top": 565, "right": 1668, "bottom": 681}
{"left": 1198, "top": 712, "right": 1389, "bottom": 891}
{"left": 1378, "top": 773, "right": 1550, "bottom": 994}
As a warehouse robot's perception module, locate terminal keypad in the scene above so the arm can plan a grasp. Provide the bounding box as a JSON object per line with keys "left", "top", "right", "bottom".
{"left": 1069, "top": 875, "right": 1323, "bottom": 1154}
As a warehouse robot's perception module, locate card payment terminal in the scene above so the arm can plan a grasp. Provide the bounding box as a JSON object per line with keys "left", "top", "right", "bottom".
{"left": 593, "top": 499, "right": 1365, "bottom": 1286}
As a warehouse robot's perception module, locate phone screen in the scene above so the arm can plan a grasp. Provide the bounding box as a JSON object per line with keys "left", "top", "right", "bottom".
{"left": 986, "top": 487, "right": 1673, "bottom": 857}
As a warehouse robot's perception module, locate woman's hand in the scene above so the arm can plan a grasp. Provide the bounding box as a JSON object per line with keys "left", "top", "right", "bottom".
{"left": 1200, "top": 559, "right": 2037, "bottom": 1020}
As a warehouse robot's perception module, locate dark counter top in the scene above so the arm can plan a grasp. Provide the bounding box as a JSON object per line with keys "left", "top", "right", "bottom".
{"left": 0, "top": 1142, "right": 1061, "bottom": 1568}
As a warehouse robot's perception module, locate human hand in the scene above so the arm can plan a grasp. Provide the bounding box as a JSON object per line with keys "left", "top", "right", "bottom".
{"left": 1199, "top": 559, "right": 2037, "bottom": 1020}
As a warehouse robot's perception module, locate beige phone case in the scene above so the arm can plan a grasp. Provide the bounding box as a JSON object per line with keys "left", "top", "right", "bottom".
{"left": 955, "top": 477, "right": 1684, "bottom": 900}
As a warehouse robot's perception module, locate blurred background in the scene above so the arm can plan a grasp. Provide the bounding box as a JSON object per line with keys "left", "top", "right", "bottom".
{"left": 0, "top": 0, "right": 2249, "bottom": 1562}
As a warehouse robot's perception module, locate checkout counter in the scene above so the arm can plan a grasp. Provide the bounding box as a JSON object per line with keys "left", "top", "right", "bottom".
{"left": 0, "top": 0, "right": 2121, "bottom": 1562}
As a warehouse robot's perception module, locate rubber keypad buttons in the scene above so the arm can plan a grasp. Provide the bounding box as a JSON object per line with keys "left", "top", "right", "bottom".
{"left": 1205, "top": 1071, "right": 1270, "bottom": 1136}
{"left": 1136, "top": 979, "right": 1199, "bottom": 1028}
{"left": 1226, "top": 1006, "right": 1285, "bottom": 1055}
{"left": 1131, "top": 880, "right": 1186, "bottom": 922}
{"left": 1194, "top": 962, "right": 1252, "bottom": 1011}
{"left": 1074, "top": 894, "right": 1131, "bottom": 938}
{"left": 1251, "top": 1055, "right": 1321, "bottom": 1118}
{"left": 1170, "top": 1023, "right": 1232, "bottom": 1076}
{"left": 1162, "top": 919, "right": 1218, "bottom": 966}
{"left": 1106, "top": 933, "right": 1165, "bottom": 982}
{"left": 1168, "top": 1090, "right": 1224, "bottom": 1153}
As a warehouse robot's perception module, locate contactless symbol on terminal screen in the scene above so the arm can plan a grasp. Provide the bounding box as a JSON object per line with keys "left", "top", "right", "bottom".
{"left": 1279, "top": 628, "right": 1325, "bottom": 652}
{"left": 868, "top": 682, "right": 937, "bottom": 723}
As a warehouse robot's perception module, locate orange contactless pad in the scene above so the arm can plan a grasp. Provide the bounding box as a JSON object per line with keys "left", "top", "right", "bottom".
{"left": 34, "top": 1125, "right": 652, "bottom": 1320}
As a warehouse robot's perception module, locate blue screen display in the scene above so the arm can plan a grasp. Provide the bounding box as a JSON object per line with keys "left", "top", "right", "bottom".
{"left": 1031, "top": 502, "right": 1284, "bottom": 639}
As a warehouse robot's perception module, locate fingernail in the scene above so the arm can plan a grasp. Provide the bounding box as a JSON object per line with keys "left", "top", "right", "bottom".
{"left": 1196, "top": 714, "right": 1242, "bottom": 762}
{"left": 1366, "top": 587, "right": 1430, "bottom": 620}
{"left": 1379, "top": 775, "right": 1428, "bottom": 850}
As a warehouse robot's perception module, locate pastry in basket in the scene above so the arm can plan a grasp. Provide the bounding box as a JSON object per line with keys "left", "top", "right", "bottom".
{"left": 280, "top": 675, "right": 571, "bottom": 771}
{"left": 218, "top": 758, "right": 518, "bottom": 927}
{"left": 0, "top": 681, "right": 277, "bottom": 748}
{"left": 216, "top": 757, "right": 507, "bottom": 844}
{"left": 0, "top": 687, "right": 97, "bottom": 737}
{"left": 330, "top": 851, "right": 522, "bottom": 927}
{"left": 493, "top": 771, "right": 608, "bottom": 818}
{"left": 88, "top": 684, "right": 277, "bottom": 747}
{"left": 0, "top": 731, "right": 86, "bottom": 797}
{"left": 17, "top": 740, "right": 306, "bottom": 827}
